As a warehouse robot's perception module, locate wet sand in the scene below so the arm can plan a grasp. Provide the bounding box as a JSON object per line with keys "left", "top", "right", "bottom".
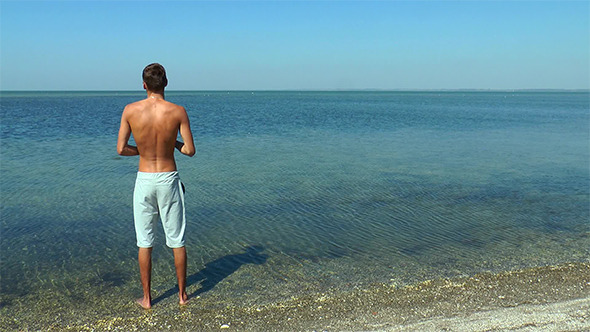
{"left": 1, "top": 262, "right": 587, "bottom": 331}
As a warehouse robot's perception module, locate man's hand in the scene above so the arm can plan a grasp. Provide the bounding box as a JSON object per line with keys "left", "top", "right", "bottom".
{"left": 175, "top": 140, "right": 183, "bottom": 151}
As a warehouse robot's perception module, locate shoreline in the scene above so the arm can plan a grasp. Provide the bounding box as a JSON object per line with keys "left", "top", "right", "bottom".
{"left": 3, "top": 262, "right": 587, "bottom": 331}
{"left": 394, "top": 297, "right": 589, "bottom": 331}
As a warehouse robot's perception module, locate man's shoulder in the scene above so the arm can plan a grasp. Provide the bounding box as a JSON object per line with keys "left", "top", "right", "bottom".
{"left": 126, "top": 99, "right": 147, "bottom": 108}
{"left": 164, "top": 102, "right": 187, "bottom": 116}
{"left": 123, "top": 99, "right": 187, "bottom": 116}
{"left": 123, "top": 100, "right": 145, "bottom": 113}
{"left": 165, "top": 100, "right": 186, "bottom": 111}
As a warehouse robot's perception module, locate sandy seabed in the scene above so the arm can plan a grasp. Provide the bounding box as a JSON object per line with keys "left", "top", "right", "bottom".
{"left": 1, "top": 262, "right": 588, "bottom": 331}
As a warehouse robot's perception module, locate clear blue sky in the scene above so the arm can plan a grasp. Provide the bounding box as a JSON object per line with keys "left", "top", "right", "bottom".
{"left": 1, "top": 1, "right": 588, "bottom": 90}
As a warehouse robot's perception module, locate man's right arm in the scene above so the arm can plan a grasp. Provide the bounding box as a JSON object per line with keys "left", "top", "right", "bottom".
{"left": 176, "top": 107, "right": 195, "bottom": 157}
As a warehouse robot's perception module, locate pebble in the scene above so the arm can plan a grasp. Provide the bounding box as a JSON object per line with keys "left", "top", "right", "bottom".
{"left": 221, "top": 323, "right": 230, "bottom": 329}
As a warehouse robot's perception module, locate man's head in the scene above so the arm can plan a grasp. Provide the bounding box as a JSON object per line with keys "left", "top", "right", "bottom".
{"left": 142, "top": 63, "right": 168, "bottom": 92}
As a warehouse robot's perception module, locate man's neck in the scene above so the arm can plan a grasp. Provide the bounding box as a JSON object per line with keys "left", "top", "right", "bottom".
{"left": 147, "top": 91, "right": 165, "bottom": 100}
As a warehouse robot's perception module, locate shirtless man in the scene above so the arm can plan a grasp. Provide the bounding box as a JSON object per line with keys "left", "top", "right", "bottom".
{"left": 117, "top": 63, "right": 195, "bottom": 309}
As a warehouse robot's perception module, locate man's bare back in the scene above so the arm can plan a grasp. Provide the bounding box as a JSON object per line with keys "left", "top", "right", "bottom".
{"left": 117, "top": 95, "right": 195, "bottom": 171}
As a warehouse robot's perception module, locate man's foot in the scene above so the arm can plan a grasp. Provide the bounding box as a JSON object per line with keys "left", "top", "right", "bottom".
{"left": 136, "top": 297, "right": 152, "bottom": 309}
{"left": 179, "top": 292, "right": 189, "bottom": 306}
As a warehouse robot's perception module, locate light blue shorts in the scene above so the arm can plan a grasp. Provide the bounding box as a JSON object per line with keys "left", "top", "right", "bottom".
{"left": 133, "top": 171, "right": 186, "bottom": 248}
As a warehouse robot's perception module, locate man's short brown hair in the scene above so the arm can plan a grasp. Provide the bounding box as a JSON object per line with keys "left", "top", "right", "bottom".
{"left": 142, "top": 63, "right": 168, "bottom": 91}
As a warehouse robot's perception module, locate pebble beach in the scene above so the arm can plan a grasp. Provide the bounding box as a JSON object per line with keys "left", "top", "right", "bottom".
{"left": 2, "top": 262, "right": 588, "bottom": 331}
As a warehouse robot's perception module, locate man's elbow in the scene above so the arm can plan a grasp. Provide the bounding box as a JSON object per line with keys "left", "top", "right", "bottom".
{"left": 185, "top": 148, "right": 196, "bottom": 157}
{"left": 182, "top": 145, "right": 195, "bottom": 157}
{"left": 117, "top": 143, "right": 133, "bottom": 156}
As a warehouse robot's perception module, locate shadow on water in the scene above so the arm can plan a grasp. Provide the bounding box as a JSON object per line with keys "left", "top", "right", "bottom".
{"left": 152, "top": 245, "right": 268, "bottom": 305}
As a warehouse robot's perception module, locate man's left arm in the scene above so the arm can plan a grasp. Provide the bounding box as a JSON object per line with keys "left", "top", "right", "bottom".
{"left": 175, "top": 106, "right": 195, "bottom": 157}
{"left": 117, "top": 107, "right": 139, "bottom": 156}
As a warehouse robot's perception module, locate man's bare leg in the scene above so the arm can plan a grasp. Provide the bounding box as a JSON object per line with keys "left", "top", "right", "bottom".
{"left": 173, "top": 247, "right": 188, "bottom": 305}
{"left": 137, "top": 247, "right": 153, "bottom": 309}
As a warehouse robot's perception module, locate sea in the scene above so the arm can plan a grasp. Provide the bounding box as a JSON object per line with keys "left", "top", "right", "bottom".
{"left": 1, "top": 91, "right": 588, "bottom": 327}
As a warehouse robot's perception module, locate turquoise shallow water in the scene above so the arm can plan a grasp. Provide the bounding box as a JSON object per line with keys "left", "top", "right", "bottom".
{"left": 1, "top": 91, "right": 589, "bottom": 319}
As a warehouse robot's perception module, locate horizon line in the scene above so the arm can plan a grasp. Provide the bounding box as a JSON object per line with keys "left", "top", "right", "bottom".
{"left": 1, "top": 88, "right": 589, "bottom": 93}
